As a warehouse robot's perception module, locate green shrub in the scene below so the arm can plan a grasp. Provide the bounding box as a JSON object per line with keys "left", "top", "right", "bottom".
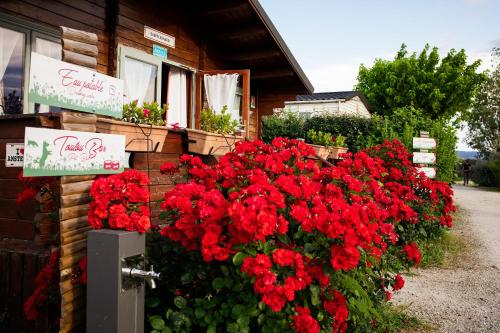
{"left": 122, "top": 100, "right": 167, "bottom": 126}
{"left": 364, "top": 107, "right": 457, "bottom": 183}
{"left": 306, "top": 129, "right": 334, "bottom": 146}
{"left": 303, "top": 114, "right": 373, "bottom": 151}
{"left": 201, "top": 106, "right": 240, "bottom": 135}
{"left": 261, "top": 110, "right": 305, "bottom": 142}
{"left": 471, "top": 155, "right": 500, "bottom": 187}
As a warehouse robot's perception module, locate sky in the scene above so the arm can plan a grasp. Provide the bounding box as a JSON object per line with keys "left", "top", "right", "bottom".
{"left": 259, "top": 0, "right": 500, "bottom": 150}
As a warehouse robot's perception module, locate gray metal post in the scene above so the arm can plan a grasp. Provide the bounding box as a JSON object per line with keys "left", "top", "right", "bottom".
{"left": 87, "top": 229, "right": 145, "bottom": 333}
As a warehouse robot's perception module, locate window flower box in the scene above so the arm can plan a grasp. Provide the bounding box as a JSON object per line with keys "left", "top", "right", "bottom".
{"left": 329, "top": 146, "right": 348, "bottom": 160}
{"left": 96, "top": 118, "right": 168, "bottom": 152}
{"left": 186, "top": 128, "right": 242, "bottom": 156}
{"left": 310, "top": 144, "right": 330, "bottom": 160}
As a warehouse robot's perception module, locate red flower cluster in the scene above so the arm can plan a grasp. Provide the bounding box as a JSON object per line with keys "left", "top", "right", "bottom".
{"left": 72, "top": 256, "right": 87, "bottom": 286}
{"left": 24, "top": 251, "right": 60, "bottom": 321}
{"left": 158, "top": 138, "right": 454, "bottom": 332}
{"left": 404, "top": 242, "right": 422, "bottom": 265}
{"left": 16, "top": 171, "right": 58, "bottom": 208}
{"left": 88, "top": 169, "right": 151, "bottom": 233}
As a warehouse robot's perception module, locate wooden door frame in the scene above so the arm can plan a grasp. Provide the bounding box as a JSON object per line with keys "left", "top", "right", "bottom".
{"left": 195, "top": 69, "right": 250, "bottom": 137}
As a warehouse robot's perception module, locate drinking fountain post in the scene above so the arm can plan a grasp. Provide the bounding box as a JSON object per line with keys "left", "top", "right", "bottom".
{"left": 86, "top": 229, "right": 159, "bottom": 333}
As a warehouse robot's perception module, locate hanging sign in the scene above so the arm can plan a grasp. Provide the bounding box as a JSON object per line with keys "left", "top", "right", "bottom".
{"left": 152, "top": 44, "right": 168, "bottom": 59}
{"left": 144, "top": 26, "right": 175, "bottom": 48}
{"left": 23, "top": 127, "right": 125, "bottom": 177}
{"left": 413, "top": 152, "right": 436, "bottom": 165}
{"left": 413, "top": 137, "right": 436, "bottom": 150}
{"left": 5, "top": 143, "right": 24, "bottom": 167}
{"left": 28, "top": 52, "right": 124, "bottom": 118}
{"left": 417, "top": 167, "right": 436, "bottom": 179}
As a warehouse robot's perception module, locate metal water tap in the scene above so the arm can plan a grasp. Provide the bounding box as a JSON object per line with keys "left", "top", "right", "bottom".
{"left": 122, "top": 265, "right": 161, "bottom": 289}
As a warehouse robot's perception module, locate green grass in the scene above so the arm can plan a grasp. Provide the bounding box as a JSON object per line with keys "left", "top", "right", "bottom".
{"left": 417, "top": 209, "right": 469, "bottom": 269}
{"left": 373, "top": 304, "right": 434, "bottom": 333}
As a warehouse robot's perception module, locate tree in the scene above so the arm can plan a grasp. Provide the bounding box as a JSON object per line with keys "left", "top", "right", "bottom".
{"left": 467, "top": 48, "right": 500, "bottom": 157}
{"left": 356, "top": 44, "right": 486, "bottom": 120}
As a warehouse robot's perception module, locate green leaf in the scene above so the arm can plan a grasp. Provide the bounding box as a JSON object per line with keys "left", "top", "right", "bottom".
{"left": 146, "top": 297, "right": 161, "bottom": 308}
{"left": 212, "top": 277, "right": 225, "bottom": 290}
{"left": 221, "top": 265, "right": 229, "bottom": 276}
{"left": 174, "top": 296, "right": 187, "bottom": 309}
{"left": 150, "top": 318, "right": 165, "bottom": 330}
{"left": 232, "top": 252, "right": 246, "bottom": 266}
{"left": 161, "top": 328, "right": 172, "bottom": 333}
{"left": 309, "top": 285, "right": 321, "bottom": 306}
{"left": 207, "top": 323, "right": 217, "bottom": 333}
{"left": 195, "top": 307, "right": 206, "bottom": 319}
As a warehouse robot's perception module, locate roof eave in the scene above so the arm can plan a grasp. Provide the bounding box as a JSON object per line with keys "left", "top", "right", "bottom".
{"left": 247, "top": 0, "right": 314, "bottom": 93}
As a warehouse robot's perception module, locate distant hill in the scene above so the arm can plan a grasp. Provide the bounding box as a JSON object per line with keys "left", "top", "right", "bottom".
{"left": 457, "top": 150, "right": 479, "bottom": 160}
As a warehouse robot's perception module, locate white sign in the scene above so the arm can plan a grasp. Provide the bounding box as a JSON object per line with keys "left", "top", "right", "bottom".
{"left": 144, "top": 26, "right": 175, "bottom": 48}
{"left": 28, "top": 53, "right": 124, "bottom": 118}
{"left": 413, "top": 137, "right": 436, "bottom": 150}
{"left": 23, "top": 127, "right": 125, "bottom": 177}
{"left": 417, "top": 167, "right": 436, "bottom": 179}
{"left": 413, "top": 152, "right": 436, "bottom": 165}
{"left": 5, "top": 143, "right": 24, "bottom": 167}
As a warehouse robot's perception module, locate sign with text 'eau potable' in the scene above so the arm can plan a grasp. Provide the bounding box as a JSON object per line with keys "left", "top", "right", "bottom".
{"left": 28, "top": 52, "right": 124, "bottom": 118}
{"left": 23, "top": 127, "right": 125, "bottom": 177}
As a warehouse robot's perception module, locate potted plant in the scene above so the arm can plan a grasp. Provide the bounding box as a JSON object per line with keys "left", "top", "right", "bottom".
{"left": 186, "top": 106, "right": 242, "bottom": 156}
{"left": 329, "top": 134, "right": 348, "bottom": 159}
{"left": 307, "top": 129, "right": 333, "bottom": 159}
{"left": 96, "top": 100, "right": 168, "bottom": 152}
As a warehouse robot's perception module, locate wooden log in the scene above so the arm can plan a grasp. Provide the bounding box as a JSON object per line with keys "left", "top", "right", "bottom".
{"left": 60, "top": 122, "right": 97, "bottom": 132}
{"left": 60, "top": 175, "right": 95, "bottom": 184}
{"left": 61, "top": 193, "right": 91, "bottom": 207}
{"left": 61, "top": 180, "right": 93, "bottom": 196}
{"left": 61, "top": 227, "right": 91, "bottom": 245}
{"left": 60, "top": 204, "right": 89, "bottom": 221}
{"left": 61, "top": 268, "right": 72, "bottom": 281}
{"left": 60, "top": 250, "right": 86, "bottom": 270}
{"left": 60, "top": 216, "right": 88, "bottom": 234}
{"left": 62, "top": 50, "right": 97, "bottom": 69}
{"left": 62, "top": 38, "right": 98, "bottom": 57}
{"left": 59, "top": 306, "right": 85, "bottom": 333}
{"left": 61, "top": 286, "right": 83, "bottom": 304}
{"left": 60, "top": 278, "right": 77, "bottom": 295}
{"left": 60, "top": 239, "right": 86, "bottom": 257}
{"left": 60, "top": 26, "right": 98, "bottom": 45}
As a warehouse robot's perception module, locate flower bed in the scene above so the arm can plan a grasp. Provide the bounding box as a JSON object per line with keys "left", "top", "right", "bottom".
{"left": 144, "top": 138, "right": 454, "bottom": 332}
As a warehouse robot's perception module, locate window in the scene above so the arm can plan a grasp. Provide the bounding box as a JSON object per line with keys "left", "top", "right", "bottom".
{"left": 118, "top": 45, "right": 162, "bottom": 106}
{"left": 118, "top": 45, "right": 194, "bottom": 128}
{"left": 0, "top": 26, "right": 25, "bottom": 115}
{"left": 0, "top": 14, "right": 60, "bottom": 115}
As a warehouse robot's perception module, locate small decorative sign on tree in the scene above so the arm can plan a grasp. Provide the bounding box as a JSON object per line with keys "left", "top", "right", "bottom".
{"left": 23, "top": 127, "right": 125, "bottom": 176}
{"left": 28, "top": 52, "right": 124, "bottom": 118}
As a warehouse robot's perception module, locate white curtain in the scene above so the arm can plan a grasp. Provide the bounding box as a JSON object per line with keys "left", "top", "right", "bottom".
{"left": 203, "top": 74, "right": 239, "bottom": 118}
{"left": 167, "top": 67, "right": 187, "bottom": 127}
{"left": 34, "top": 38, "right": 62, "bottom": 113}
{"left": 123, "top": 57, "right": 156, "bottom": 105}
{"left": 0, "top": 27, "right": 23, "bottom": 111}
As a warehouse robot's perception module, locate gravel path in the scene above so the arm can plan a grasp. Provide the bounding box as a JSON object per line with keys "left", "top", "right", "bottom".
{"left": 392, "top": 185, "right": 500, "bottom": 333}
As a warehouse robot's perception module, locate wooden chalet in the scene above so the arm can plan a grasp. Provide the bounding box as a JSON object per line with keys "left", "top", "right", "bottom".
{"left": 0, "top": 0, "right": 313, "bottom": 332}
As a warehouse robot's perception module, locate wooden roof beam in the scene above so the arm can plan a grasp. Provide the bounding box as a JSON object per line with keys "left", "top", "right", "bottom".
{"left": 226, "top": 49, "right": 282, "bottom": 62}
{"left": 251, "top": 69, "right": 295, "bottom": 80}
{"left": 196, "top": 3, "right": 249, "bottom": 17}
{"left": 211, "top": 26, "right": 267, "bottom": 40}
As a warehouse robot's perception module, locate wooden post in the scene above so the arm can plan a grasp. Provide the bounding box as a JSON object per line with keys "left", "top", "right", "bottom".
{"left": 58, "top": 26, "right": 99, "bottom": 333}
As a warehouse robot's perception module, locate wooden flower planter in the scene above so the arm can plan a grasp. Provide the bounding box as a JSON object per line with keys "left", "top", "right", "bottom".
{"left": 329, "top": 147, "right": 348, "bottom": 160}
{"left": 310, "top": 144, "right": 331, "bottom": 160}
{"left": 186, "top": 128, "right": 242, "bottom": 156}
{"left": 96, "top": 118, "right": 168, "bottom": 152}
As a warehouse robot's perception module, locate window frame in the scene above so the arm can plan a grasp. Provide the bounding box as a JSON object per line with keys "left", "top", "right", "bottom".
{"left": 0, "top": 12, "right": 60, "bottom": 114}
{"left": 117, "top": 44, "right": 197, "bottom": 127}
